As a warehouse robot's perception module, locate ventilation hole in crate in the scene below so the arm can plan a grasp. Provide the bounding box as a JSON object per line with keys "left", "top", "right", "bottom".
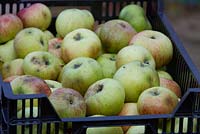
{"left": 19, "top": 3, "right": 25, "bottom": 10}
{"left": 12, "top": 3, "right": 17, "bottom": 14}
{"left": 0, "top": 4, "right": 2, "bottom": 15}
{"left": 115, "top": 2, "right": 120, "bottom": 16}
{"left": 108, "top": 2, "right": 113, "bottom": 17}
{"left": 5, "top": 3, "right": 10, "bottom": 14}
{"left": 102, "top": 2, "right": 106, "bottom": 17}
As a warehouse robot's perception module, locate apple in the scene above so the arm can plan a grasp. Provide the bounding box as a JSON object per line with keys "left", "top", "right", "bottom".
{"left": 113, "top": 60, "right": 159, "bottom": 102}
{"left": 0, "top": 13, "right": 23, "bottom": 44}
{"left": 48, "top": 37, "right": 62, "bottom": 59}
{"left": 116, "top": 45, "right": 156, "bottom": 69}
{"left": 119, "top": 4, "right": 152, "bottom": 32}
{"left": 10, "top": 75, "right": 51, "bottom": 111}
{"left": 98, "top": 19, "right": 137, "bottom": 53}
{"left": 137, "top": 86, "right": 179, "bottom": 115}
{"left": 157, "top": 70, "right": 173, "bottom": 80}
{"left": 48, "top": 88, "right": 86, "bottom": 118}
{"left": 84, "top": 78, "right": 125, "bottom": 116}
{"left": 14, "top": 27, "right": 48, "bottom": 58}
{"left": 126, "top": 126, "right": 145, "bottom": 134}
{"left": 118, "top": 103, "right": 139, "bottom": 132}
{"left": 17, "top": 3, "right": 52, "bottom": 30}
{"left": 96, "top": 53, "right": 117, "bottom": 78}
{"left": 1, "top": 58, "right": 24, "bottom": 79}
{"left": 23, "top": 51, "right": 63, "bottom": 80}
{"left": 45, "top": 80, "right": 62, "bottom": 92}
{"left": 160, "top": 78, "right": 182, "bottom": 98}
{"left": 3, "top": 75, "right": 19, "bottom": 82}
{"left": 44, "top": 30, "right": 55, "bottom": 41}
{"left": 0, "top": 40, "right": 17, "bottom": 70}
{"left": 61, "top": 28, "right": 102, "bottom": 63}
{"left": 56, "top": 8, "right": 95, "bottom": 38}
{"left": 61, "top": 57, "right": 103, "bottom": 95}
{"left": 129, "top": 30, "right": 173, "bottom": 69}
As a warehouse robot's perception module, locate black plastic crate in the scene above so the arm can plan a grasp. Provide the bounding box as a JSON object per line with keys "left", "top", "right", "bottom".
{"left": 0, "top": 0, "right": 200, "bottom": 134}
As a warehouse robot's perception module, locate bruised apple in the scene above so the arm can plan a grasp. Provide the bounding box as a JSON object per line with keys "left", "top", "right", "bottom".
{"left": 48, "top": 38, "right": 62, "bottom": 59}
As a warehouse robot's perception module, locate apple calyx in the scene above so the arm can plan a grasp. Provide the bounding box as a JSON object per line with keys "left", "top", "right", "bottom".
{"left": 73, "top": 63, "right": 82, "bottom": 69}
{"left": 31, "top": 57, "right": 49, "bottom": 66}
{"left": 143, "top": 59, "right": 150, "bottom": 65}
{"left": 149, "top": 89, "right": 160, "bottom": 96}
{"left": 119, "top": 22, "right": 126, "bottom": 28}
{"left": 109, "top": 57, "right": 116, "bottom": 61}
{"left": 40, "top": 38, "right": 45, "bottom": 46}
{"left": 96, "top": 84, "right": 104, "bottom": 93}
{"left": 150, "top": 36, "right": 156, "bottom": 39}
{"left": 73, "top": 33, "right": 82, "bottom": 41}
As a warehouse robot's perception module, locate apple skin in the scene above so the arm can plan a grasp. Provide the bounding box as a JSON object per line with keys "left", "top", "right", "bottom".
{"left": 126, "top": 126, "right": 145, "bottom": 134}
{"left": 84, "top": 78, "right": 125, "bottom": 116}
{"left": 113, "top": 60, "right": 159, "bottom": 102}
{"left": 48, "top": 37, "right": 63, "bottom": 59}
{"left": 96, "top": 53, "right": 117, "bottom": 78}
{"left": 44, "top": 30, "right": 55, "bottom": 41}
{"left": 137, "top": 86, "right": 179, "bottom": 115}
{"left": 118, "top": 103, "right": 139, "bottom": 132}
{"left": 0, "top": 40, "right": 17, "bottom": 70}
{"left": 10, "top": 75, "right": 51, "bottom": 111}
{"left": 0, "top": 14, "right": 23, "bottom": 44}
{"left": 98, "top": 19, "right": 137, "bottom": 53}
{"left": 119, "top": 4, "right": 152, "bottom": 32}
{"left": 45, "top": 79, "right": 62, "bottom": 92}
{"left": 1, "top": 58, "right": 24, "bottom": 79}
{"left": 157, "top": 70, "right": 173, "bottom": 80}
{"left": 160, "top": 77, "right": 182, "bottom": 98}
{"left": 3, "top": 75, "right": 19, "bottom": 82}
{"left": 23, "top": 51, "right": 63, "bottom": 80}
{"left": 61, "top": 28, "right": 102, "bottom": 63}
{"left": 14, "top": 27, "right": 48, "bottom": 58}
{"left": 116, "top": 45, "right": 156, "bottom": 69}
{"left": 48, "top": 88, "right": 86, "bottom": 118}
{"left": 61, "top": 57, "right": 103, "bottom": 96}
{"left": 17, "top": 3, "right": 52, "bottom": 30}
{"left": 129, "top": 30, "right": 173, "bottom": 69}
{"left": 56, "top": 9, "right": 94, "bottom": 38}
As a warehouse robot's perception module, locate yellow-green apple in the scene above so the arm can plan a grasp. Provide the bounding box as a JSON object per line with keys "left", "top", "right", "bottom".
{"left": 96, "top": 53, "right": 117, "bottom": 78}
{"left": 3, "top": 75, "right": 19, "bottom": 82}
{"left": 1, "top": 58, "right": 24, "bottom": 79}
{"left": 44, "top": 30, "right": 54, "bottom": 41}
{"left": 48, "top": 88, "right": 86, "bottom": 118}
{"left": 17, "top": 3, "right": 52, "bottom": 30}
{"left": 45, "top": 80, "right": 62, "bottom": 92}
{"left": 0, "top": 40, "right": 17, "bottom": 70}
{"left": 137, "top": 86, "right": 179, "bottom": 115}
{"left": 48, "top": 37, "right": 62, "bottom": 59}
{"left": 116, "top": 45, "right": 156, "bottom": 69}
{"left": 10, "top": 75, "right": 51, "bottom": 111}
{"left": 126, "top": 126, "right": 145, "bottom": 134}
{"left": 56, "top": 9, "right": 94, "bottom": 38}
{"left": 94, "top": 23, "right": 104, "bottom": 37}
{"left": 157, "top": 70, "right": 173, "bottom": 80}
{"left": 61, "top": 28, "right": 102, "bottom": 63}
{"left": 84, "top": 78, "right": 125, "bottom": 116}
{"left": 118, "top": 103, "right": 139, "bottom": 132}
{"left": 129, "top": 30, "right": 173, "bottom": 69}
{"left": 98, "top": 19, "right": 137, "bottom": 53}
{"left": 160, "top": 78, "right": 182, "bottom": 98}
{"left": 23, "top": 51, "right": 63, "bottom": 80}
{"left": 113, "top": 60, "right": 159, "bottom": 102}
{"left": 0, "top": 14, "right": 23, "bottom": 44}
{"left": 14, "top": 27, "right": 48, "bottom": 58}
{"left": 61, "top": 57, "right": 103, "bottom": 95}
{"left": 119, "top": 4, "right": 152, "bottom": 32}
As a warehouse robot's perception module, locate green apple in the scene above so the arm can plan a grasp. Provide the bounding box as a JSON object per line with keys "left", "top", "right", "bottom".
{"left": 160, "top": 77, "right": 182, "bottom": 98}
{"left": 14, "top": 27, "right": 48, "bottom": 58}
{"left": 48, "top": 88, "right": 86, "bottom": 118}
{"left": 11, "top": 75, "right": 51, "bottom": 111}
{"left": 61, "top": 57, "right": 103, "bottom": 95}
{"left": 61, "top": 28, "right": 102, "bottom": 63}
{"left": 45, "top": 79, "right": 62, "bottom": 92}
{"left": 126, "top": 126, "right": 145, "bottom": 134}
{"left": 137, "top": 86, "right": 179, "bottom": 115}
{"left": 96, "top": 53, "right": 117, "bottom": 78}
{"left": 17, "top": 3, "right": 52, "bottom": 30}
{"left": 56, "top": 9, "right": 94, "bottom": 38}
{"left": 119, "top": 4, "right": 152, "bottom": 32}
{"left": 0, "top": 14, "right": 23, "bottom": 44}
{"left": 157, "top": 70, "right": 173, "bottom": 80}
{"left": 129, "top": 30, "right": 173, "bottom": 69}
{"left": 87, "top": 126, "right": 123, "bottom": 134}
{"left": 23, "top": 51, "right": 63, "bottom": 80}
{"left": 98, "top": 19, "right": 137, "bottom": 53}
{"left": 84, "top": 78, "right": 125, "bottom": 116}
{"left": 3, "top": 75, "right": 19, "bottom": 82}
{"left": 113, "top": 60, "right": 159, "bottom": 102}
{"left": 0, "top": 40, "right": 17, "bottom": 70}
{"left": 116, "top": 45, "right": 156, "bottom": 69}
{"left": 48, "top": 37, "right": 62, "bottom": 59}
{"left": 1, "top": 58, "right": 24, "bottom": 79}
{"left": 44, "top": 30, "right": 54, "bottom": 41}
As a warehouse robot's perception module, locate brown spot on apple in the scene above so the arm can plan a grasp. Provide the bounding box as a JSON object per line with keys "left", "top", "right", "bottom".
{"left": 96, "top": 84, "right": 104, "bottom": 93}
{"left": 73, "top": 33, "right": 82, "bottom": 41}
{"left": 73, "top": 63, "right": 82, "bottom": 69}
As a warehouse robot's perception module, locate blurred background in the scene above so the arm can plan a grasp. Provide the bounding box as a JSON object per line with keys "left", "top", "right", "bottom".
{"left": 163, "top": 0, "right": 200, "bottom": 72}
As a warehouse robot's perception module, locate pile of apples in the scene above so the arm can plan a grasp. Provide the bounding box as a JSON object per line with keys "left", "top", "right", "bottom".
{"left": 1, "top": 2, "right": 193, "bottom": 134}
